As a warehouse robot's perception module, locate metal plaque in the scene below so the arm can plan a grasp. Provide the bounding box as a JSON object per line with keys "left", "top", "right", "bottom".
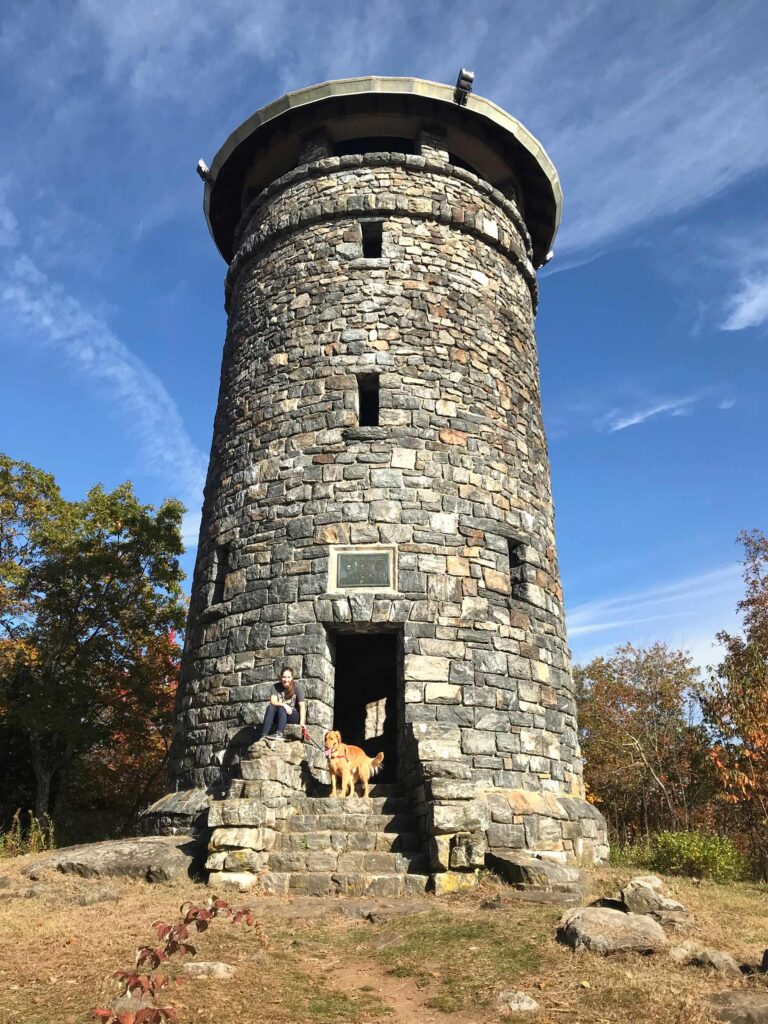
{"left": 337, "top": 551, "right": 391, "bottom": 588}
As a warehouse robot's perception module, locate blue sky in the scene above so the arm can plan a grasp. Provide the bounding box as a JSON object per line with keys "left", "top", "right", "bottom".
{"left": 1, "top": 0, "right": 766, "bottom": 669}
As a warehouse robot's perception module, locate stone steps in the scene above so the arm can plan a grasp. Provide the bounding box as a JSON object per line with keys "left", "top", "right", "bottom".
{"left": 278, "top": 829, "right": 423, "bottom": 853}
{"left": 267, "top": 848, "right": 428, "bottom": 875}
{"left": 288, "top": 795, "right": 413, "bottom": 815}
{"left": 260, "top": 870, "right": 431, "bottom": 897}
{"left": 206, "top": 733, "right": 431, "bottom": 895}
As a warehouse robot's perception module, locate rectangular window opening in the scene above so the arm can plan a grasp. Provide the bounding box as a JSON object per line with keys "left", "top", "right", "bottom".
{"left": 361, "top": 220, "right": 383, "bottom": 258}
{"left": 507, "top": 537, "right": 525, "bottom": 585}
{"left": 211, "top": 543, "right": 230, "bottom": 605}
{"left": 357, "top": 374, "right": 380, "bottom": 426}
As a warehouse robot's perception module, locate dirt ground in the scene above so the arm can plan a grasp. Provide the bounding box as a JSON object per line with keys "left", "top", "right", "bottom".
{"left": 0, "top": 855, "right": 766, "bottom": 1024}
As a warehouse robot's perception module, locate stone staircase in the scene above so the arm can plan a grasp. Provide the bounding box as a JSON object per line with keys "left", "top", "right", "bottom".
{"left": 263, "top": 787, "right": 430, "bottom": 895}
{"left": 206, "top": 729, "right": 430, "bottom": 895}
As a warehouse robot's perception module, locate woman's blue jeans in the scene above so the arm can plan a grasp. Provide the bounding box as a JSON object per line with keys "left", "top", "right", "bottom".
{"left": 262, "top": 703, "right": 300, "bottom": 737}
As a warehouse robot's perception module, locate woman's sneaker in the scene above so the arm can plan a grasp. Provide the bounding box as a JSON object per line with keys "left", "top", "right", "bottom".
{"left": 274, "top": 733, "right": 285, "bottom": 742}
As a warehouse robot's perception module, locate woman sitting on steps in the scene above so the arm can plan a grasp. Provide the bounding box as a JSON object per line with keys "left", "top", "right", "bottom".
{"left": 261, "top": 666, "right": 306, "bottom": 742}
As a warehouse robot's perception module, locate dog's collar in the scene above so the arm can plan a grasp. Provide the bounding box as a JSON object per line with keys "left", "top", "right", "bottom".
{"left": 325, "top": 749, "right": 348, "bottom": 760}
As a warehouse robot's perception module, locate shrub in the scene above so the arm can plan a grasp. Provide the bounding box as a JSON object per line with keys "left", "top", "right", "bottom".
{"left": 649, "top": 830, "right": 747, "bottom": 882}
{"left": 0, "top": 809, "right": 56, "bottom": 857}
{"left": 608, "top": 838, "right": 653, "bottom": 870}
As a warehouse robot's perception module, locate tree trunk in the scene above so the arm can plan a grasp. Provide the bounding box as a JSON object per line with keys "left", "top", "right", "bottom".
{"left": 29, "top": 734, "right": 54, "bottom": 819}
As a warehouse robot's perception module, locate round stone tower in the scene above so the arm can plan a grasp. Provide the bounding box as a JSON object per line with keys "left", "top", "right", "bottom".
{"left": 157, "top": 76, "right": 607, "bottom": 870}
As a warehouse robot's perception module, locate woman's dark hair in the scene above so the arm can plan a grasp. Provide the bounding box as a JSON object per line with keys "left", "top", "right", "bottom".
{"left": 280, "top": 665, "right": 295, "bottom": 698}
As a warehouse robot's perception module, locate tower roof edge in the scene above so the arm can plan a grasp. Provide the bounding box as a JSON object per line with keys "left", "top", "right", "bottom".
{"left": 203, "top": 75, "right": 561, "bottom": 267}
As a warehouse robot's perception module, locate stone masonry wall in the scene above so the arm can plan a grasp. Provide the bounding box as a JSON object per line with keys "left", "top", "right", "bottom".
{"left": 169, "top": 152, "right": 585, "bottom": 823}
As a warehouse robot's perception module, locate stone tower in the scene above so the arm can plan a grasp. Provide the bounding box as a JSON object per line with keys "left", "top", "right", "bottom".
{"left": 151, "top": 76, "right": 607, "bottom": 879}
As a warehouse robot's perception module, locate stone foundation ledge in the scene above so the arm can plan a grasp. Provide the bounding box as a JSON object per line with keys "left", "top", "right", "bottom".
{"left": 483, "top": 788, "right": 608, "bottom": 864}
{"left": 139, "top": 789, "right": 211, "bottom": 837}
{"left": 427, "top": 788, "right": 608, "bottom": 872}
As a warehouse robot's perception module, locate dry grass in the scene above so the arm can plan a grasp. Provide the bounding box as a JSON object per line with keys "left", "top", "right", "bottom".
{"left": 0, "top": 854, "right": 766, "bottom": 1024}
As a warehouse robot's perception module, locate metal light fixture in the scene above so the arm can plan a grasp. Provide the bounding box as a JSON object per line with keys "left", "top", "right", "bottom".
{"left": 454, "top": 67, "right": 475, "bottom": 106}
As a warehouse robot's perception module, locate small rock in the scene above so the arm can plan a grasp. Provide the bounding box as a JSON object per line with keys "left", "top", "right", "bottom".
{"left": 649, "top": 909, "right": 696, "bottom": 933}
{"left": 25, "top": 885, "right": 51, "bottom": 898}
{"left": 114, "top": 992, "right": 152, "bottom": 1013}
{"left": 709, "top": 990, "right": 768, "bottom": 1023}
{"left": 183, "top": 961, "right": 236, "bottom": 979}
{"left": 76, "top": 886, "right": 120, "bottom": 906}
{"left": 557, "top": 906, "right": 669, "bottom": 955}
{"left": 497, "top": 990, "right": 540, "bottom": 1013}
{"left": 621, "top": 875, "right": 686, "bottom": 914}
{"left": 481, "top": 895, "right": 503, "bottom": 910}
{"left": 671, "top": 941, "right": 742, "bottom": 976}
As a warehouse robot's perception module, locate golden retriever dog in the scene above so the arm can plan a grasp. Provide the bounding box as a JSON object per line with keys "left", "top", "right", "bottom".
{"left": 324, "top": 730, "right": 384, "bottom": 798}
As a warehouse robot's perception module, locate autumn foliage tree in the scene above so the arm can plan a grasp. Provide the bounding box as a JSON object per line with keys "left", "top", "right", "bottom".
{"left": 0, "top": 454, "right": 186, "bottom": 827}
{"left": 697, "top": 529, "right": 768, "bottom": 877}
{"left": 575, "top": 643, "right": 713, "bottom": 842}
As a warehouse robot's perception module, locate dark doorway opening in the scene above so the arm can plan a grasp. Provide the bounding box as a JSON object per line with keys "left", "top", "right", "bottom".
{"left": 333, "top": 633, "right": 398, "bottom": 782}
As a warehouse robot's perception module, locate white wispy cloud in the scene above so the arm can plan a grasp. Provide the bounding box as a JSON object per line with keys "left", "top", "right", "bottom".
{"left": 0, "top": 192, "right": 206, "bottom": 546}
{"left": 598, "top": 394, "right": 701, "bottom": 433}
{"left": 0, "top": 182, "right": 19, "bottom": 248}
{"left": 722, "top": 272, "right": 768, "bottom": 331}
{"left": 35, "top": 0, "right": 762, "bottom": 260}
{"left": 567, "top": 564, "right": 743, "bottom": 669}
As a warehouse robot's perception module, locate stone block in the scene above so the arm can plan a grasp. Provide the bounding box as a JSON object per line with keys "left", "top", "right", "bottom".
{"left": 405, "top": 654, "right": 451, "bottom": 681}
{"left": 431, "top": 800, "right": 489, "bottom": 834}
{"left": 208, "top": 827, "right": 275, "bottom": 851}
{"left": 430, "top": 871, "right": 478, "bottom": 894}
{"left": 427, "top": 779, "right": 478, "bottom": 800}
{"left": 425, "top": 683, "right": 461, "bottom": 704}
{"left": 421, "top": 759, "right": 472, "bottom": 780}
{"left": 461, "top": 730, "right": 496, "bottom": 755}
{"left": 486, "top": 823, "right": 526, "bottom": 849}
{"left": 223, "top": 849, "right": 268, "bottom": 872}
{"left": 206, "top": 871, "right": 257, "bottom": 892}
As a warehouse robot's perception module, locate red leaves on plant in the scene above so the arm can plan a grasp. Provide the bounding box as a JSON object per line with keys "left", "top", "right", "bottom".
{"left": 136, "top": 946, "right": 165, "bottom": 969}
{"left": 97, "top": 892, "right": 264, "bottom": 1024}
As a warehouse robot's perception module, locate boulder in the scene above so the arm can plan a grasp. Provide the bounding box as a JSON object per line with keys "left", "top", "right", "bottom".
{"left": 557, "top": 906, "right": 669, "bottom": 955}
{"left": 487, "top": 851, "right": 586, "bottom": 894}
{"left": 621, "top": 875, "right": 686, "bottom": 914}
{"left": 670, "top": 940, "right": 742, "bottom": 976}
{"left": 22, "top": 835, "right": 199, "bottom": 882}
{"left": 497, "top": 990, "right": 540, "bottom": 1013}
{"left": 708, "top": 991, "right": 768, "bottom": 1024}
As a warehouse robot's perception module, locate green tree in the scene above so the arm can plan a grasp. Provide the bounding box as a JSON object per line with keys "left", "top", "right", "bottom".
{"left": 0, "top": 454, "right": 185, "bottom": 820}
{"left": 698, "top": 530, "right": 768, "bottom": 877}
{"left": 575, "top": 643, "right": 712, "bottom": 841}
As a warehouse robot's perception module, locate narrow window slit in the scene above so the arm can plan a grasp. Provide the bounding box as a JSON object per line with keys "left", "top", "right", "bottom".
{"left": 211, "top": 543, "right": 231, "bottom": 605}
{"left": 357, "top": 374, "right": 380, "bottom": 427}
{"left": 361, "top": 220, "right": 383, "bottom": 258}
{"left": 508, "top": 537, "right": 525, "bottom": 587}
